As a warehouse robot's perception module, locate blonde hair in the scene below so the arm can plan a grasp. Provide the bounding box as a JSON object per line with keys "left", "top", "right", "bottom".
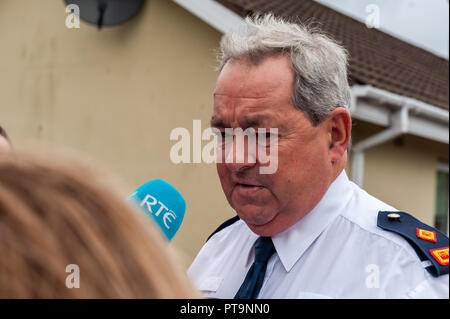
{"left": 0, "top": 151, "right": 199, "bottom": 298}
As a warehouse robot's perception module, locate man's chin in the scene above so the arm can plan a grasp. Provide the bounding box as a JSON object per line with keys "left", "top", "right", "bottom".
{"left": 245, "top": 220, "right": 280, "bottom": 237}
{"left": 234, "top": 207, "right": 278, "bottom": 234}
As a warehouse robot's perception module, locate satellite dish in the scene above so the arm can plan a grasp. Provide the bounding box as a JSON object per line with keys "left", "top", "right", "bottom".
{"left": 64, "top": 0, "right": 146, "bottom": 29}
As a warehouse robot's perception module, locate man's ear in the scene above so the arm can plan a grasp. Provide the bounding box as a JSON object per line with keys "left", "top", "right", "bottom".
{"left": 325, "top": 107, "right": 351, "bottom": 163}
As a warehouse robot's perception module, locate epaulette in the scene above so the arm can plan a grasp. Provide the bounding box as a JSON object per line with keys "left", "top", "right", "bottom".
{"left": 206, "top": 215, "right": 240, "bottom": 242}
{"left": 377, "top": 211, "right": 449, "bottom": 277}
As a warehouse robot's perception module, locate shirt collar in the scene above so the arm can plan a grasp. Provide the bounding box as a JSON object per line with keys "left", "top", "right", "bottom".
{"left": 271, "top": 169, "right": 354, "bottom": 272}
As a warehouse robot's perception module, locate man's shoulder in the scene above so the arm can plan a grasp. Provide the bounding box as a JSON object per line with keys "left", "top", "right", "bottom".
{"left": 376, "top": 211, "right": 449, "bottom": 278}
{"left": 200, "top": 215, "right": 253, "bottom": 251}
{"left": 206, "top": 215, "right": 241, "bottom": 243}
{"left": 339, "top": 181, "right": 402, "bottom": 244}
{"left": 188, "top": 216, "right": 255, "bottom": 281}
{"left": 338, "top": 183, "right": 449, "bottom": 278}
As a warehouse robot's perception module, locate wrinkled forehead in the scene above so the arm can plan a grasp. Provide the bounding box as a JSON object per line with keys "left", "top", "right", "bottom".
{"left": 212, "top": 57, "right": 295, "bottom": 128}
{"left": 214, "top": 55, "right": 294, "bottom": 99}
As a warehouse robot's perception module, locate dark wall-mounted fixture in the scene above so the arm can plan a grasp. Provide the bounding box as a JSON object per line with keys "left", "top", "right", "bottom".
{"left": 64, "top": 0, "right": 146, "bottom": 30}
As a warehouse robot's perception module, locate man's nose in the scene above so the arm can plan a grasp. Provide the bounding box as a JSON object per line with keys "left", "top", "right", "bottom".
{"left": 224, "top": 136, "right": 257, "bottom": 172}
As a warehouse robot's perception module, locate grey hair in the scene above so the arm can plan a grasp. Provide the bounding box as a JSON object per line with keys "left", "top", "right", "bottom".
{"left": 218, "top": 14, "right": 351, "bottom": 125}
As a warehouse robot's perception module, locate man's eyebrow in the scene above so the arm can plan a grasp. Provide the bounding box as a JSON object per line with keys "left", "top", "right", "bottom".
{"left": 210, "top": 114, "right": 278, "bottom": 128}
{"left": 210, "top": 116, "right": 225, "bottom": 128}
{"left": 242, "top": 114, "right": 273, "bottom": 127}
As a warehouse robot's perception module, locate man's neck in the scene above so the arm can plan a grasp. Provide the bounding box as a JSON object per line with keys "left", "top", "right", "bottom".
{"left": 331, "top": 153, "right": 347, "bottom": 185}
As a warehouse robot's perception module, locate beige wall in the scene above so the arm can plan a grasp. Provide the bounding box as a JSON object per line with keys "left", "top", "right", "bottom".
{"left": 348, "top": 120, "right": 449, "bottom": 226}
{"left": 0, "top": 0, "right": 234, "bottom": 262}
{"left": 1, "top": 1, "right": 447, "bottom": 264}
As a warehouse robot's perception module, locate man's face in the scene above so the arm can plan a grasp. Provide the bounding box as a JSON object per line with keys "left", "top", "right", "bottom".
{"left": 212, "top": 55, "right": 334, "bottom": 236}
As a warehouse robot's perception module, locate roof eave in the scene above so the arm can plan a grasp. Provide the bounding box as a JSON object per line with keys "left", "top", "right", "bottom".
{"left": 172, "top": 0, "right": 244, "bottom": 34}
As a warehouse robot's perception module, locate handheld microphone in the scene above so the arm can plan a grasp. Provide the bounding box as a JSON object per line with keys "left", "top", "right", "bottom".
{"left": 128, "top": 179, "right": 186, "bottom": 241}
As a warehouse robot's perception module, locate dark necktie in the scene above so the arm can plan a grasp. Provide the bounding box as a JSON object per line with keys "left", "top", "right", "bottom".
{"left": 234, "top": 236, "right": 276, "bottom": 299}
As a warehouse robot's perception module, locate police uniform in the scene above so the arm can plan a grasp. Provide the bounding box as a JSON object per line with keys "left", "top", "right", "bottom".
{"left": 188, "top": 170, "right": 449, "bottom": 298}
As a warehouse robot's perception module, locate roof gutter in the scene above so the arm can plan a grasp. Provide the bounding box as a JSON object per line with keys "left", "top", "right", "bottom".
{"left": 350, "top": 85, "right": 449, "bottom": 186}
{"left": 172, "top": 0, "right": 244, "bottom": 34}
{"left": 350, "top": 85, "right": 449, "bottom": 124}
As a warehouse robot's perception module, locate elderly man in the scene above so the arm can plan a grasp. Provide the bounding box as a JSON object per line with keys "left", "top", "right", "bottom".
{"left": 0, "top": 126, "right": 11, "bottom": 153}
{"left": 188, "top": 15, "right": 448, "bottom": 299}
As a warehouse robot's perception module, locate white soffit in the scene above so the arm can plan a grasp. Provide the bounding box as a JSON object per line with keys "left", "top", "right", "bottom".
{"left": 172, "top": 0, "right": 244, "bottom": 34}
{"left": 351, "top": 85, "right": 449, "bottom": 145}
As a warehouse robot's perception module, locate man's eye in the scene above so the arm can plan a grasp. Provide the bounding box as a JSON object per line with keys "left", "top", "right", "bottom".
{"left": 216, "top": 131, "right": 233, "bottom": 140}
{"left": 258, "top": 132, "right": 275, "bottom": 139}
{"left": 213, "top": 131, "right": 225, "bottom": 138}
{"left": 226, "top": 132, "right": 237, "bottom": 138}
{"left": 256, "top": 132, "right": 278, "bottom": 147}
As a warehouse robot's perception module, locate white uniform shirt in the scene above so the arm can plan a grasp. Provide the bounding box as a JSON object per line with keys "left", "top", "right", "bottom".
{"left": 188, "top": 171, "right": 449, "bottom": 299}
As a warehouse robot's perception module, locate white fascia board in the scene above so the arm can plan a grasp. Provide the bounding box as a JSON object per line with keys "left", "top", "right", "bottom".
{"left": 172, "top": 0, "right": 245, "bottom": 34}
{"left": 351, "top": 85, "right": 449, "bottom": 145}
{"left": 351, "top": 85, "right": 449, "bottom": 124}
{"left": 350, "top": 100, "right": 390, "bottom": 127}
{"left": 408, "top": 115, "right": 449, "bottom": 144}
{"left": 352, "top": 101, "right": 449, "bottom": 144}
{"left": 353, "top": 99, "right": 449, "bottom": 144}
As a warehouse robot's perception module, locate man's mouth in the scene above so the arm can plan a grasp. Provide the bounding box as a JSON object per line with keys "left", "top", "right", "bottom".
{"left": 235, "top": 183, "right": 264, "bottom": 195}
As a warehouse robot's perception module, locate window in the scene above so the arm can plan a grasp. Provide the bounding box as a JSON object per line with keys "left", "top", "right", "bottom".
{"left": 434, "top": 162, "right": 449, "bottom": 235}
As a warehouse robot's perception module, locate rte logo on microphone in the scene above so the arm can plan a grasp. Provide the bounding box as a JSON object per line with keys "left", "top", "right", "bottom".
{"left": 128, "top": 179, "right": 186, "bottom": 241}
{"left": 139, "top": 194, "right": 177, "bottom": 230}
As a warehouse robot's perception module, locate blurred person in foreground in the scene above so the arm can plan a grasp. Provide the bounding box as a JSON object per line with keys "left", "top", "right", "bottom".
{"left": 0, "top": 150, "right": 199, "bottom": 298}
{"left": 188, "top": 14, "right": 449, "bottom": 299}
{"left": 0, "top": 126, "right": 11, "bottom": 153}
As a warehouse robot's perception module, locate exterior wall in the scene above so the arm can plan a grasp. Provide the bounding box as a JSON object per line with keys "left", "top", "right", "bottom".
{"left": 0, "top": 0, "right": 233, "bottom": 263}
{"left": 347, "top": 120, "right": 449, "bottom": 226}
